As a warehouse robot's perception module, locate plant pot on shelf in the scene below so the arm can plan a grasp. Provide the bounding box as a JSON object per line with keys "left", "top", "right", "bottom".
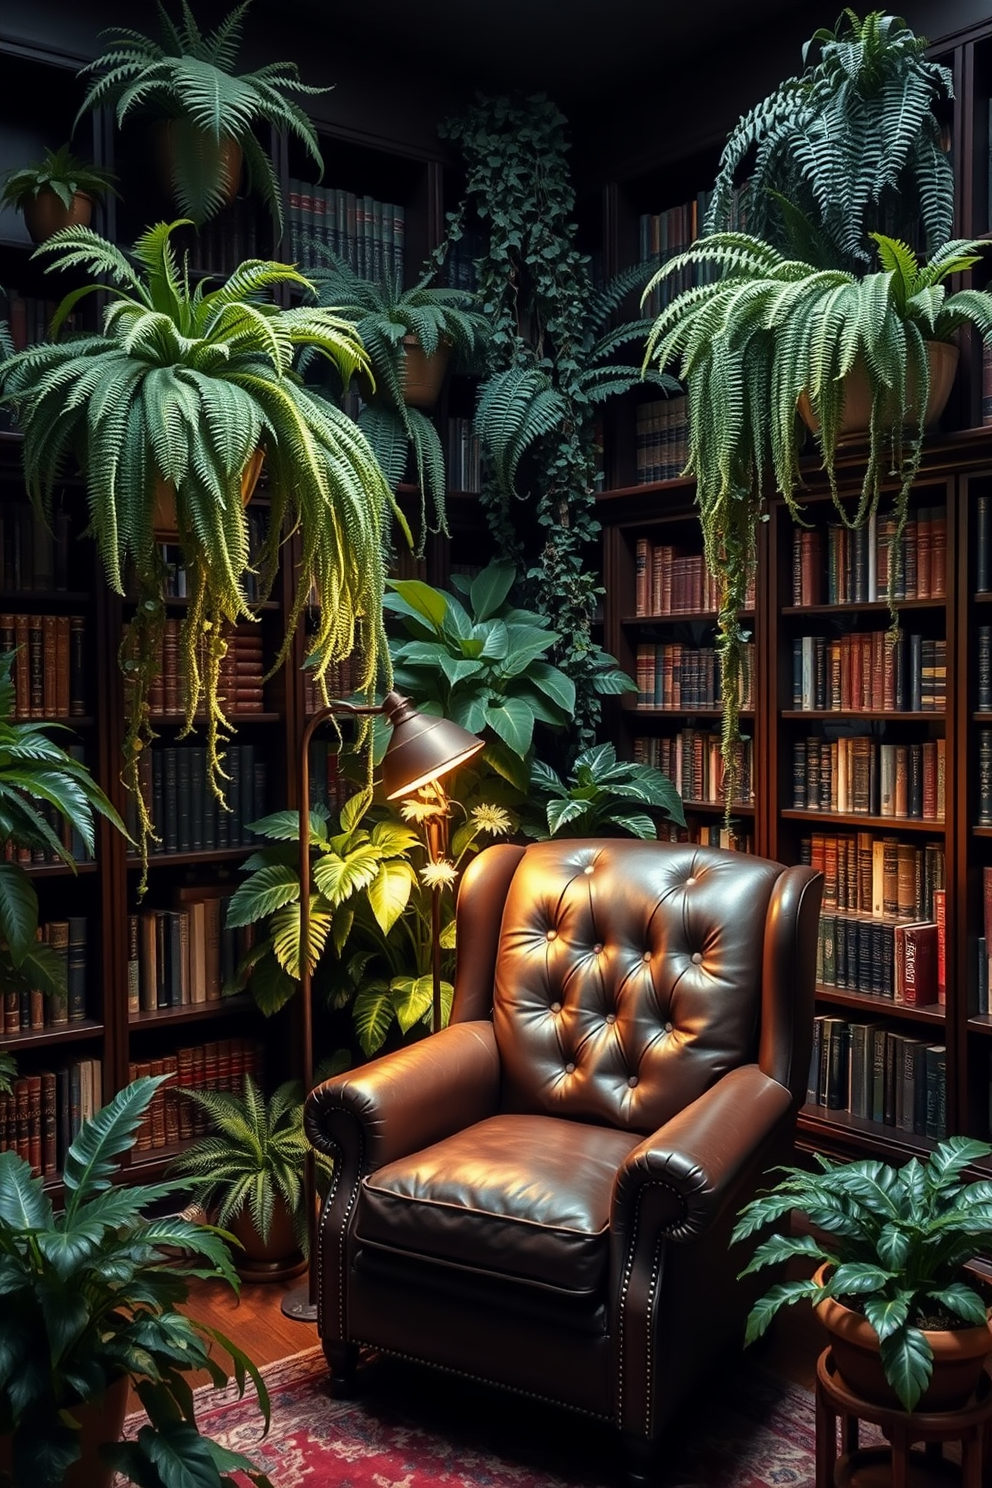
{"left": 797, "top": 341, "right": 959, "bottom": 441}
{"left": 22, "top": 187, "right": 93, "bottom": 244}
{"left": 155, "top": 119, "right": 243, "bottom": 214}
{"left": 401, "top": 334, "right": 450, "bottom": 410}
{"left": 0, "top": 1375, "right": 128, "bottom": 1488}
{"left": 152, "top": 447, "right": 265, "bottom": 537}
{"left": 813, "top": 1263, "right": 992, "bottom": 1412}
{"left": 227, "top": 1195, "right": 306, "bottom": 1282}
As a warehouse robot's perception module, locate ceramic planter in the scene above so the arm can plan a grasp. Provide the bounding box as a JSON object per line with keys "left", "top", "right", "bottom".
{"left": 798, "top": 341, "right": 959, "bottom": 441}
{"left": 401, "top": 334, "right": 450, "bottom": 410}
{"left": 228, "top": 1193, "right": 306, "bottom": 1282}
{"left": 156, "top": 121, "right": 243, "bottom": 212}
{"left": 813, "top": 1262, "right": 992, "bottom": 1411}
{"left": 23, "top": 188, "right": 93, "bottom": 244}
{"left": 152, "top": 447, "right": 265, "bottom": 536}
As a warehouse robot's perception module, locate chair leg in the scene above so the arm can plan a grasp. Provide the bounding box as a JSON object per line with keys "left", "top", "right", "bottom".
{"left": 322, "top": 1340, "right": 360, "bottom": 1398}
{"left": 622, "top": 1432, "right": 658, "bottom": 1487}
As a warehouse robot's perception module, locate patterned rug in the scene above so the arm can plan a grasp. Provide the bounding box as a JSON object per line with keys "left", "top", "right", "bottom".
{"left": 120, "top": 1343, "right": 837, "bottom": 1487}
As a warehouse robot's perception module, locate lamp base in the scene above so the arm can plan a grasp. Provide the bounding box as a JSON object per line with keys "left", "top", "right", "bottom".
{"left": 280, "top": 1281, "right": 319, "bottom": 1323}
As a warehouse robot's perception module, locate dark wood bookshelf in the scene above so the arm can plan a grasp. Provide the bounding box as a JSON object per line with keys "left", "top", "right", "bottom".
{"left": 780, "top": 810, "right": 946, "bottom": 832}
{"left": 1, "top": 1020, "right": 104, "bottom": 1051}
{"left": 129, "top": 995, "right": 254, "bottom": 1028}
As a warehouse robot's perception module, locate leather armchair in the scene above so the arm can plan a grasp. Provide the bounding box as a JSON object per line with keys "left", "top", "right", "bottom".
{"left": 306, "top": 839, "right": 822, "bottom": 1482}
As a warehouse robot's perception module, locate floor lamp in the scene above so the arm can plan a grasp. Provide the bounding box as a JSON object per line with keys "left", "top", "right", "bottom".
{"left": 282, "top": 689, "right": 484, "bottom": 1322}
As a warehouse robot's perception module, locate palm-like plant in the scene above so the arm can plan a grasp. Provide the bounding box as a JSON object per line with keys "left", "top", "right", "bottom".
{"left": 1, "top": 143, "right": 118, "bottom": 212}
{"left": 170, "top": 1076, "right": 312, "bottom": 1252}
{"left": 0, "top": 1074, "right": 272, "bottom": 1488}
{"left": 705, "top": 11, "right": 953, "bottom": 272}
{"left": 304, "top": 247, "right": 490, "bottom": 539}
{"left": 0, "top": 221, "right": 404, "bottom": 880}
{"left": 0, "top": 650, "right": 127, "bottom": 1008}
{"left": 524, "top": 742, "right": 684, "bottom": 840}
{"left": 644, "top": 230, "right": 992, "bottom": 786}
{"left": 76, "top": 0, "right": 326, "bottom": 231}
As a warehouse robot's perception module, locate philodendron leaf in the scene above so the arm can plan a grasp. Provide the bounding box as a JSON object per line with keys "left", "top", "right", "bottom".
{"left": 468, "top": 562, "right": 516, "bottom": 621}
{"left": 391, "top": 974, "right": 434, "bottom": 1033}
{"left": 385, "top": 578, "right": 448, "bottom": 631}
{"left": 482, "top": 696, "right": 533, "bottom": 756}
{"left": 879, "top": 1325, "right": 932, "bottom": 1412}
{"left": 0, "top": 861, "right": 40, "bottom": 963}
{"left": 927, "top": 1283, "right": 989, "bottom": 1325}
{"left": 225, "top": 864, "right": 299, "bottom": 927}
{"left": 352, "top": 981, "right": 394, "bottom": 1056}
{"left": 0, "top": 1149, "right": 54, "bottom": 1232}
{"left": 743, "top": 1278, "right": 821, "bottom": 1343}
{"left": 366, "top": 860, "right": 416, "bottom": 935}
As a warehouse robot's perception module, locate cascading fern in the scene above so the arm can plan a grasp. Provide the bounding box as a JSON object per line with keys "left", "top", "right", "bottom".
{"left": 0, "top": 221, "right": 404, "bottom": 886}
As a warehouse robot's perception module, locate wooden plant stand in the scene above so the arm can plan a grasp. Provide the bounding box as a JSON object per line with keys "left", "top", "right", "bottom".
{"left": 815, "top": 1349, "right": 992, "bottom": 1487}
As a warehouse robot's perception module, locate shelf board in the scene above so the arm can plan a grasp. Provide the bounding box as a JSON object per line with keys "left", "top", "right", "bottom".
{"left": 127, "top": 847, "right": 255, "bottom": 868}
{"left": 967, "top": 1014, "right": 992, "bottom": 1035}
{"left": 148, "top": 712, "right": 280, "bottom": 726}
{"left": 971, "top": 826, "right": 992, "bottom": 838}
{"left": 0, "top": 1019, "right": 104, "bottom": 1051}
{"left": 0, "top": 591, "right": 91, "bottom": 605}
{"left": 814, "top": 987, "right": 945, "bottom": 1023}
{"left": 781, "top": 809, "right": 945, "bottom": 832}
{"left": 123, "top": 596, "right": 279, "bottom": 612}
{"left": 130, "top": 994, "right": 254, "bottom": 1028}
{"left": 780, "top": 710, "right": 944, "bottom": 721}
{"left": 797, "top": 1106, "right": 937, "bottom": 1157}
{"left": 597, "top": 476, "right": 696, "bottom": 503}
{"left": 780, "top": 599, "right": 945, "bottom": 615}
{"left": 22, "top": 859, "right": 98, "bottom": 877}
{"left": 624, "top": 706, "right": 755, "bottom": 719}
{"left": 621, "top": 610, "right": 755, "bottom": 625}
{"left": 681, "top": 799, "right": 755, "bottom": 815}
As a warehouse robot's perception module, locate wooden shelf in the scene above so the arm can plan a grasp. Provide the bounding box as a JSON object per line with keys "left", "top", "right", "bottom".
{"left": 22, "top": 860, "right": 99, "bottom": 877}
{"left": 682, "top": 799, "right": 755, "bottom": 815}
{"left": 1, "top": 1019, "right": 104, "bottom": 1051}
{"left": 780, "top": 711, "right": 944, "bottom": 721}
{"left": 127, "top": 847, "right": 255, "bottom": 868}
{"left": 624, "top": 706, "right": 755, "bottom": 718}
{"left": 148, "top": 712, "right": 281, "bottom": 726}
{"left": 780, "top": 599, "right": 946, "bottom": 616}
{"left": 797, "top": 1107, "right": 937, "bottom": 1159}
{"left": 129, "top": 994, "right": 254, "bottom": 1028}
{"left": 814, "top": 988, "right": 945, "bottom": 1024}
{"left": 781, "top": 809, "right": 945, "bottom": 832}
{"left": 621, "top": 610, "right": 755, "bottom": 624}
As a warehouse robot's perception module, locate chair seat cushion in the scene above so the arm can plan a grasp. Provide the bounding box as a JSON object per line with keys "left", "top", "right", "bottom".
{"left": 356, "top": 1113, "right": 641, "bottom": 1294}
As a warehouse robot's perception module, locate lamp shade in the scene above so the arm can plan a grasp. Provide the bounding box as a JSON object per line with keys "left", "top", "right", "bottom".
{"left": 380, "top": 690, "right": 485, "bottom": 799}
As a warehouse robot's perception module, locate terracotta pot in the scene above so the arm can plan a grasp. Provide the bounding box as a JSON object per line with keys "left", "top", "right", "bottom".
{"left": 228, "top": 1193, "right": 304, "bottom": 1280}
{"left": 401, "top": 334, "right": 451, "bottom": 410}
{"left": 156, "top": 120, "right": 243, "bottom": 211}
{"left": 813, "top": 1263, "right": 992, "bottom": 1411}
{"left": 797, "top": 341, "right": 959, "bottom": 442}
{"left": 22, "top": 187, "right": 93, "bottom": 245}
{"left": 152, "top": 447, "right": 264, "bottom": 537}
{"left": 0, "top": 1375, "right": 128, "bottom": 1488}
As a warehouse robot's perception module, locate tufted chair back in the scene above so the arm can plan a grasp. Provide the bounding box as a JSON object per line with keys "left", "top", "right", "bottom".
{"left": 492, "top": 839, "right": 786, "bottom": 1133}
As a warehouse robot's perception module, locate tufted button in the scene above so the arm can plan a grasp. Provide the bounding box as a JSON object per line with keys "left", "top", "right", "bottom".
{"left": 606, "top": 1013, "right": 616, "bottom": 1025}
{"left": 691, "top": 951, "right": 703, "bottom": 965}
{"left": 547, "top": 929, "right": 557, "bottom": 941}
{"left": 584, "top": 865, "right": 594, "bottom": 875}
{"left": 664, "top": 1021, "right": 673, "bottom": 1033}
{"left": 627, "top": 1075, "right": 638, "bottom": 1089}
{"left": 550, "top": 1001, "right": 562, "bottom": 1014}
{"left": 565, "top": 1062, "right": 576, "bottom": 1074}
{"left": 642, "top": 952, "right": 651, "bottom": 963}
{"left": 685, "top": 876, "right": 696, "bottom": 886}
{"left": 593, "top": 942, "right": 603, "bottom": 954}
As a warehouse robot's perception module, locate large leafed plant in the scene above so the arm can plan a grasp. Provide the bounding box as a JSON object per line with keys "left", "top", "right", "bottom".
{"left": 0, "top": 221, "right": 403, "bottom": 882}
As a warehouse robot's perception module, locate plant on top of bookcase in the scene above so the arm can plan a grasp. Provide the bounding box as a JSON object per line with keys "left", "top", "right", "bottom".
{"left": 302, "top": 247, "right": 491, "bottom": 545}
{"left": 642, "top": 10, "right": 992, "bottom": 807}
{"left": 0, "top": 1073, "right": 273, "bottom": 1488}
{"left": 75, "top": 0, "right": 327, "bottom": 232}
{"left": 1, "top": 144, "right": 118, "bottom": 244}
{"left": 0, "top": 650, "right": 126, "bottom": 1016}
{"left": 521, "top": 742, "right": 685, "bottom": 841}
{"left": 0, "top": 222, "right": 406, "bottom": 888}
{"left": 732, "top": 1137, "right": 992, "bottom": 1413}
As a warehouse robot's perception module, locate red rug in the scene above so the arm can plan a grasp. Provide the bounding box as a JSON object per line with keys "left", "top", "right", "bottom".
{"left": 120, "top": 1343, "right": 842, "bottom": 1487}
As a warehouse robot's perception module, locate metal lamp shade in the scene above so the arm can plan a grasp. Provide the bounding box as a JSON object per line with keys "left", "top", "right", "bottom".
{"left": 380, "top": 690, "right": 485, "bottom": 799}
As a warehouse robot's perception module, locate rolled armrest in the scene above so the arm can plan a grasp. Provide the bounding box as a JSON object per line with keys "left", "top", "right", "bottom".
{"left": 305, "top": 1019, "right": 501, "bottom": 1173}
{"left": 612, "top": 1064, "right": 793, "bottom": 1242}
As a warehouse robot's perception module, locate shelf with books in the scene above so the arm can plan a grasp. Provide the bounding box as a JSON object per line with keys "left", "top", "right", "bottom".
{"left": 1, "top": 1020, "right": 104, "bottom": 1052}
{"left": 129, "top": 994, "right": 254, "bottom": 1029}
{"left": 781, "top": 811, "right": 946, "bottom": 833}
{"left": 814, "top": 987, "right": 944, "bottom": 1026}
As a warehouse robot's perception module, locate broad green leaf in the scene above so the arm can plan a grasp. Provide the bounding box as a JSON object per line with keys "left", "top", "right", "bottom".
{"left": 468, "top": 562, "right": 517, "bottom": 621}
{"left": 879, "top": 1325, "right": 932, "bottom": 1412}
{"left": 482, "top": 696, "right": 534, "bottom": 756}
{"left": 313, "top": 844, "right": 381, "bottom": 905}
{"left": 352, "top": 981, "right": 395, "bottom": 1056}
{"left": 526, "top": 661, "right": 576, "bottom": 714}
{"left": 0, "top": 861, "right": 40, "bottom": 962}
{"left": 385, "top": 578, "right": 448, "bottom": 631}
{"left": 0, "top": 1150, "right": 53, "bottom": 1232}
{"left": 339, "top": 789, "right": 373, "bottom": 834}
{"left": 366, "top": 860, "right": 416, "bottom": 935}
{"left": 225, "top": 864, "right": 299, "bottom": 927}
{"left": 391, "top": 974, "right": 435, "bottom": 1033}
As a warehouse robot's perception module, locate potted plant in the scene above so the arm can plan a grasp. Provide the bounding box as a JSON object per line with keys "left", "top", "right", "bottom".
{"left": 304, "top": 247, "right": 491, "bottom": 538}
{"left": 522, "top": 741, "right": 684, "bottom": 839}
{"left": 732, "top": 1137, "right": 992, "bottom": 1413}
{"left": 169, "top": 1075, "right": 314, "bottom": 1278}
{"left": 76, "top": 0, "right": 326, "bottom": 232}
{"left": 0, "top": 144, "right": 118, "bottom": 244}
{"left": 642, "top": 10, "right": 992, "bottom": 799}
{"left": 0, "top": 1073, "right": 272, "bottom": 1488}
{"left": 0, "top": 221, "right": 405, "bottom": 885}
{"left": 0, "top": 650, "right": 127, "bottom": 1014}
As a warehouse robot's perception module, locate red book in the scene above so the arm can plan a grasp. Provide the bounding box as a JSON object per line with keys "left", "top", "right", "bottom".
{"left": 933, "top": 889, "right": 946, "bottom": 1007}
{"left": 895, "top": 922, "right": 938, "bottom": 1007}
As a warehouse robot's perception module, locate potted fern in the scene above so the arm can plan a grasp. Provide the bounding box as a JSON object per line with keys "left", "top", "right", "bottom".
{"left": 1, "top": 144, "right": 117, "bottom": 243}
{"left": 642, "top": 10, "right": 992, "bottom": 794}
{"left": 169, "top": 1075, "right": 317, "bottom": 1278}
{"left": 0, "top": 221, "right": 405, "bottom": 883}
{"left": 303, "top": 247, "right": 491, "bottom": 538}
{"left": 76, "top": 0, "right": 326, "bottom": 232}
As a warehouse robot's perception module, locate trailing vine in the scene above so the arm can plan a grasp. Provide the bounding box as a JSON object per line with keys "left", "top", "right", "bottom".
{"left": 436, "top": 94, "right": 617, "bottom": 748}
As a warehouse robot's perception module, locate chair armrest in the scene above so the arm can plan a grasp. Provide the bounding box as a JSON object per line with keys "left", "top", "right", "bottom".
{"left": 612, "top": 1064, "right": 793, "bottom": 1243}
{"left": 304, "top": 1019, "right": 501, "bottom": 1173}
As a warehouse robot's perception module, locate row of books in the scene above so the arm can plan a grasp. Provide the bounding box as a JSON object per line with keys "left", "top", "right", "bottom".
{"left": 790, "top": 632, "right": 946, "bottom": 714}
{"left": 128, "top": 743, "right": 267, "bottom": 855}
{"left": 816, "top": 912, "right": 943, "bottom": 1005}
{"left": 638, "top": 186, "right": 749, "bottom": 318}
{"left": 634, "top": 642, "right": 755, "bottom": 710}
{"left": 128, "top": 891, "right": 254, "bottom": 1012}
{"left": 286, "top": 178, "right": 406, "bottom": 285}
{"left": 446, "top": 418, "right": 482, "bottom": 493}
{"left": 151, "top": 517, "right": 270, "bottom": 605}
{"left": 791, "top": 509, "right": 947, "bottom": 606}
{"left": 129, "top": 1037, "right": 265, "bottom": 1152}
{"left": 1, "top": 613, "right": 87, "bottom": 719}
{"left": 301, "top": 656, "right": 354, "bottom": 719}
{"left": 633, "top": 540, "right": 756, "bottom": 616}
{"left": 801, "top": 833, "right": 945, "bottom": 922}
{"left": 147, "top": 621, "right": 267, "bottom": 718}
{"left": 791, "top": 737, "right": 946, "bottom": 821}
{"left": 655, "top": 816, "right": 754, "bottom": 853}
{"left": 3, "top": 290, "right": 80, "bottom": 352}
{"left": 179, "top": 200, "right": 265, "bottom": 278}
{"left": 807, "top": 1017, "right": 946, "bottom": 1138}
{"left": 1, "top": 744, "right": 92, "bottom": 865}
{"left": 639, "top": 729, "right": 754, "bottom": 807}
{"left": 2, "top": 917, "right": 89, "bottom": 1035}
{"left": 634, "top": 396, "right": 689, "bottom": 484}
{"left": 0, "top": 1058, "right": 102, "bottom": 1177}
{"left": 0, "top": 501, "right": 76, "bottom": 592}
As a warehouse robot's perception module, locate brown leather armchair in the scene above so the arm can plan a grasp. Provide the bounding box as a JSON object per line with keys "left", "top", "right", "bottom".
{"left": 305, "top": 839, "right": 822, "bottom": 1483}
